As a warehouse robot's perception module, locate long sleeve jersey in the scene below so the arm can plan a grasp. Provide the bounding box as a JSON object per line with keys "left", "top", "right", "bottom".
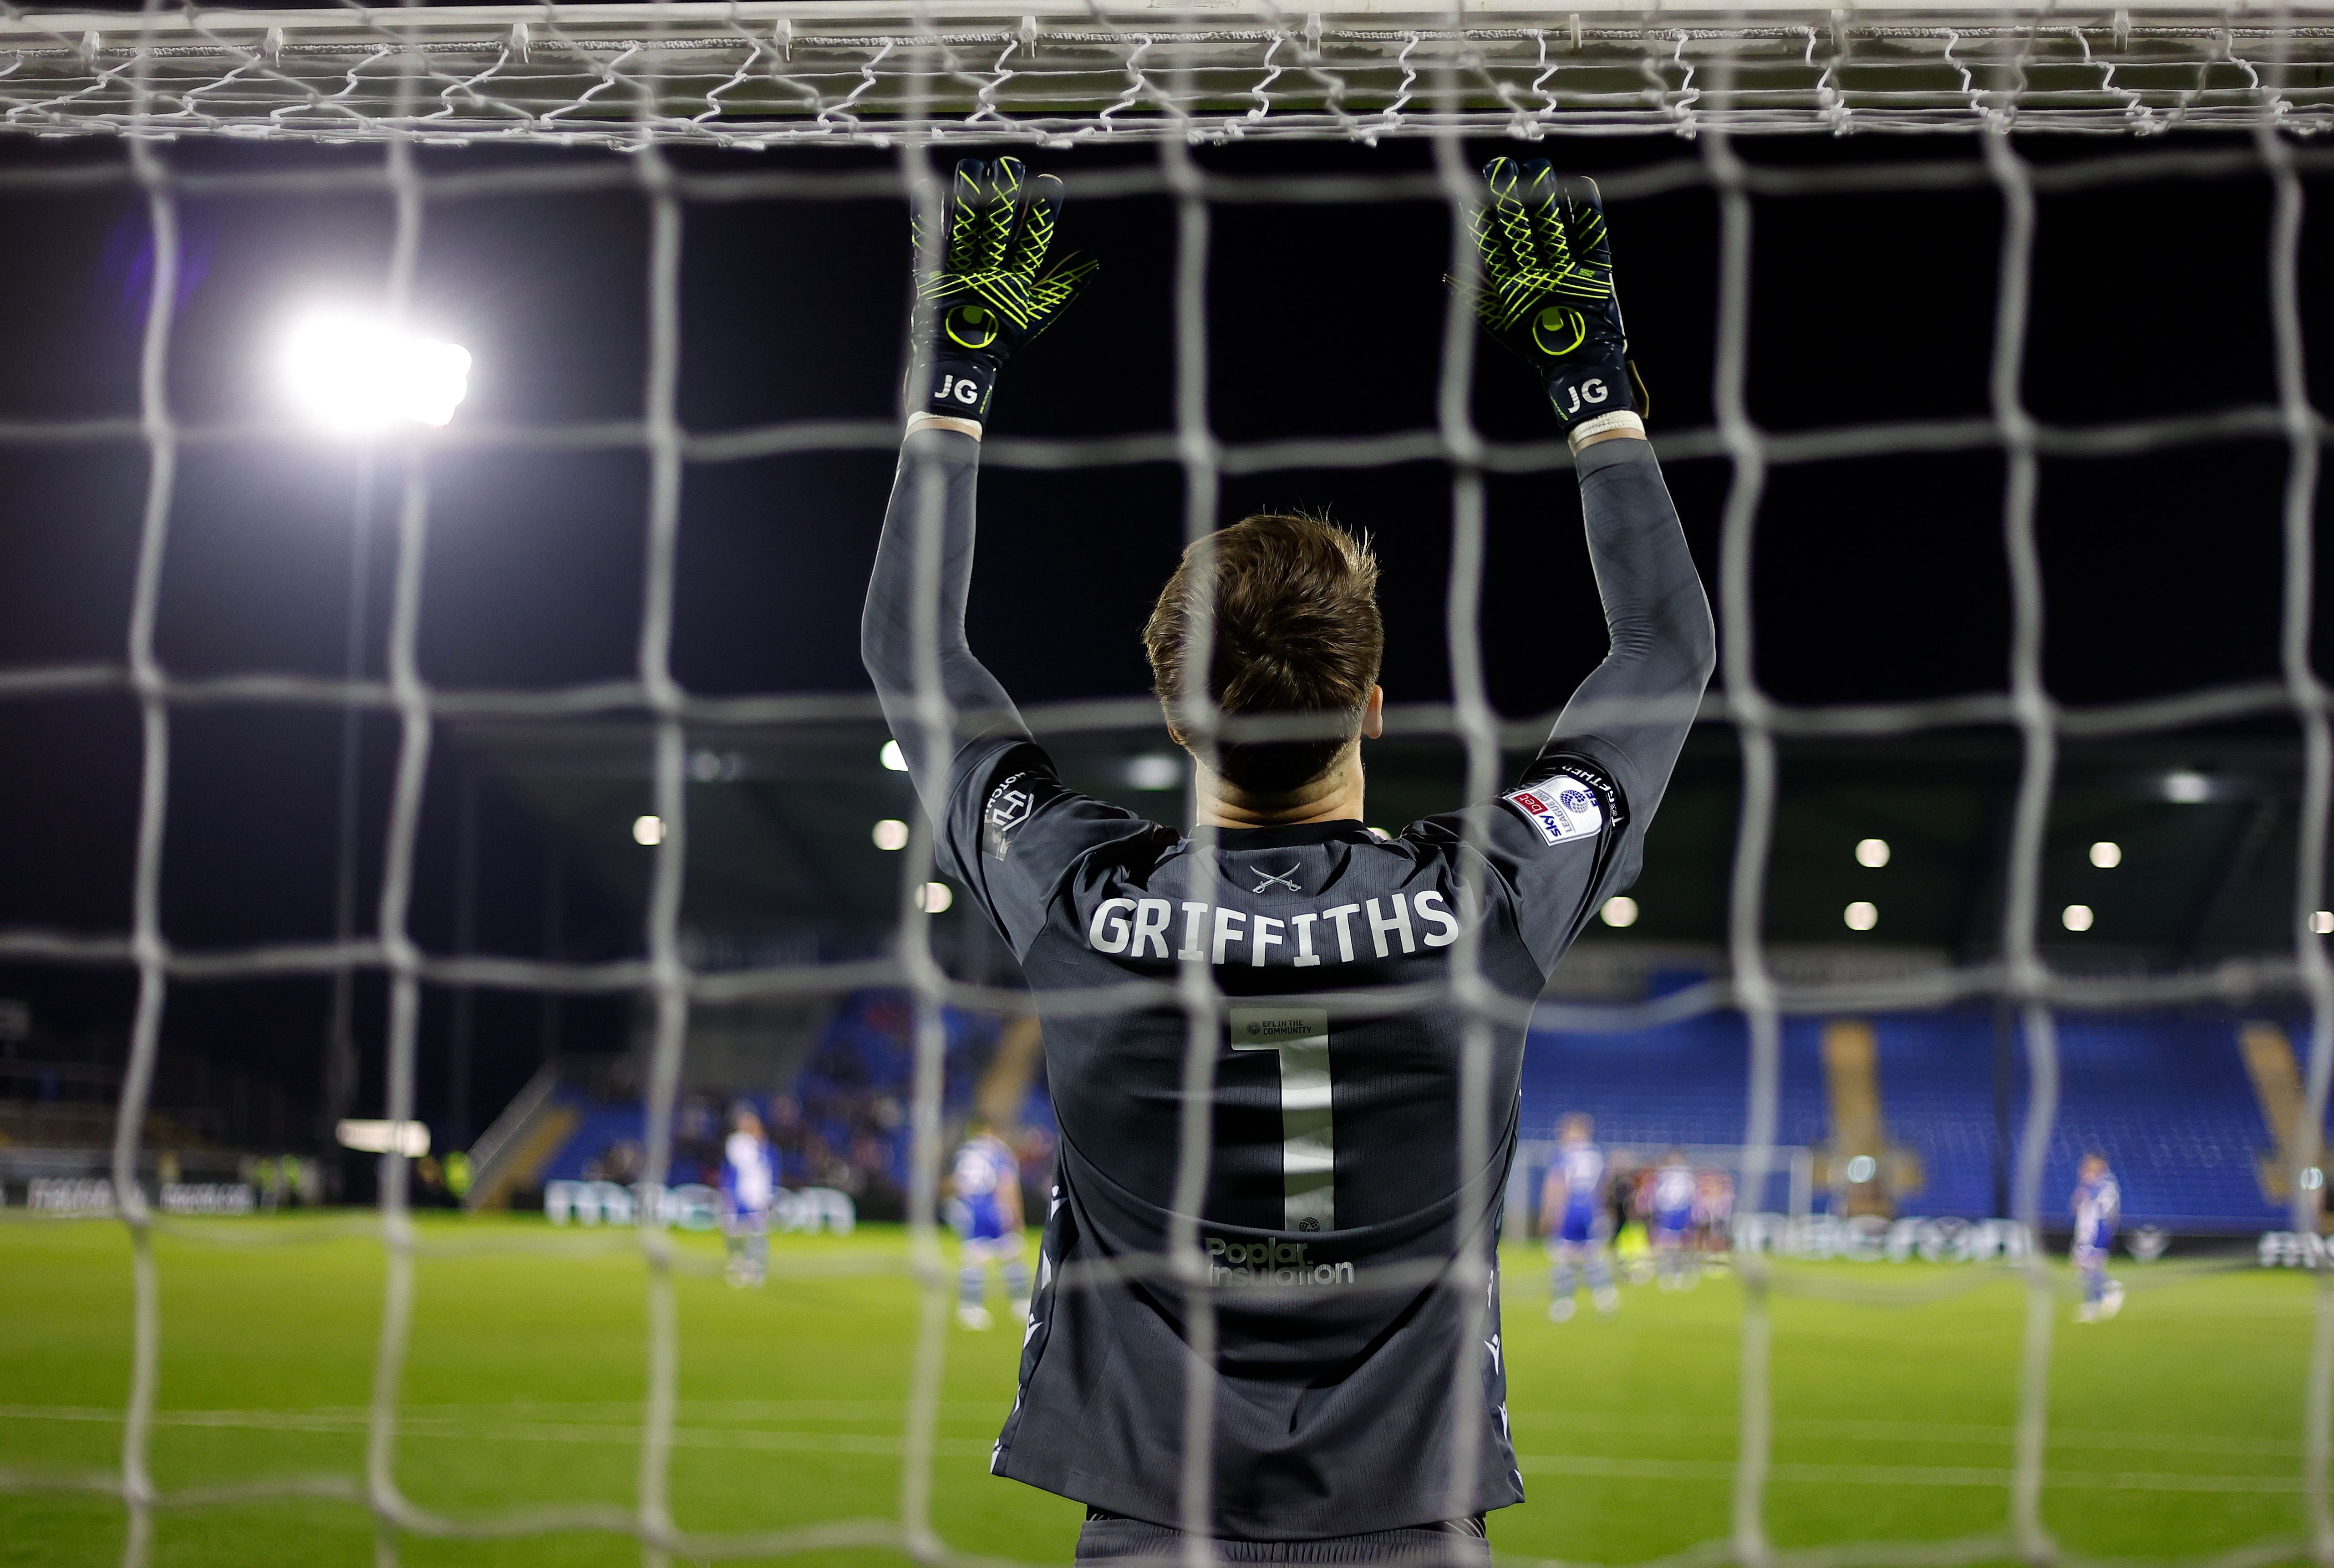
{"left": 861, "top": 428, "right": 1715, "bottom": 1540}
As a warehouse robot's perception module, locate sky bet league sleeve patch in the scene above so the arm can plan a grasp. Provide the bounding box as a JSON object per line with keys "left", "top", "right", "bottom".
{"left": 1500, "top": 768, "right": 1618, "bottom": 847}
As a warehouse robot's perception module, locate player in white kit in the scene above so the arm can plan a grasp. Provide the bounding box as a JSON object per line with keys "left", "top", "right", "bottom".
{"left": 2071, "top": 1153, "right": 2123, "bottom": 1322}
{"left": 946, "top": 1120, "right": 1031, "bottom": 1330}
{"left": 720, "top": 1105, "right": 777, "bottom": 1288}
{"left": 1649, "top": 1148, "right": 1699, "bottom": 1290}
{"left": 1540, "top": 1114, "right": 1619, "bottom": 1321}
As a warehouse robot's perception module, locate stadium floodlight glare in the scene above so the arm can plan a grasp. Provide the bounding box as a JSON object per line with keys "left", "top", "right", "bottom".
{"left": 1843, "top": 901, "right": 1878, "bottom": 932}
{"left": 2063, "top": 904, "right": 2095, "bottom": 932}
{"left": 2164, "top": 771, "right": 2212, "bottom": 804}
{"left": 915, "top": 881, "right": 953, "bottom": 914}
{"left": 872, "top": 819, "right": 910, "bottom": 851}
{"left": 880, "top": 740, "right": 908, "bottom": 772}
{"left": 281, "top": 309, "right": 470, "bottom": 431}
{"left": 1854, "top": 838, "right": 1890, "bottom": 868}
{"left": 1124, "top": 753, "right": 1182, "bottom": 791}
{"left": 2314, "top": 911, "right": 2334, "bottom": 936}
{"left": 1600, "top": 896, "right": 1639, "bottom": 928}
{"left": 1844, "top": 1154, "right": 1877, "bottom": 1184}
{"left": 632, "top": 815, "right": 664, "bottom": 846}
{"left": 2090, "top": 841, "right": 2123, "bottom": 868}
{"left": 335, "top": 1119, "right": 429, "bottom": 1157}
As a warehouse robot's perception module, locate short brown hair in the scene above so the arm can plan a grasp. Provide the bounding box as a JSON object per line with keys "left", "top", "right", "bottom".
{"left": 1142, "top": 513, "right": 1383, "bottom": 794}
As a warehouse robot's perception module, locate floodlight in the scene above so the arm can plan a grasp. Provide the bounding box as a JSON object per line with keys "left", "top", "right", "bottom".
{"left": 1843, "top": 901, "right": 1877, "bottom": 932}
{"left": 1600, "top": 896, "right": 1639, "bottom": 928}
{"left": 1124, "top": 753, "right": 1182, "bottom": 791}
{"left": 691, "top": 749, "right": 742, "bottom": 783}
{"left": 2090, "top": 841, "right": 2122, "bottom": 868}
{"left": 916, "top": 881, "right": 954, "bottom": 914}
{"left": 1854, "top": 838, "right": 1890, "bottom": 868}
{"left": 1844, "top": 1154, "right": 1877, "bottom": 1184}
{"left": 282, "top": 309, "right": 470, "bottom": 431}
{"left": 2314, "top": 911, "right": 2334, "bottom": 936}
{"left": 2164, "top": 771, "right": 2211, "bottom": 804}
{"left": 632, "top": 815, "right": 665, "bottom": 846}
{"left": 2062, "top": 904, "right": 2094, "bottom": 932}
{"left": 880, "top": 741, "right": 908, "bottom": 772}
{"left": 872, "top": 819, "right": 910, "bottom": 851}
{"left": 335, "top": 1119, "right": 429, "bottom": 1157}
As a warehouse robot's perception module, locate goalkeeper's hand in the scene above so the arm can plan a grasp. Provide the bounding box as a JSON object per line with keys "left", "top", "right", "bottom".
{"left": 911, "top": 157, "right": 1098, "bottom": 426}
{"left": 1462, "top": 158, "right": 1644, "bottom": 439}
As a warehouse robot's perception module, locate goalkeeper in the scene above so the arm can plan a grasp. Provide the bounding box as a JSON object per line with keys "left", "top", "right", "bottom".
{"left": 863, "top": 158, "right": 1713, "bottom": 1563}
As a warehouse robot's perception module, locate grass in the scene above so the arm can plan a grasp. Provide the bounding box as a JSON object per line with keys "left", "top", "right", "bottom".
{"left": 0, "top": 1215, "right": 2322, "bottom": 1567}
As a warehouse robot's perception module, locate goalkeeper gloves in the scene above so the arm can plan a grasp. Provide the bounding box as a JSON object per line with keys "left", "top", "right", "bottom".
{"left": 1463, "top": 159, "right": 1645, "bottom": 440}
{"left": 911, "top": 157, "right": 1098, "bottom": 425}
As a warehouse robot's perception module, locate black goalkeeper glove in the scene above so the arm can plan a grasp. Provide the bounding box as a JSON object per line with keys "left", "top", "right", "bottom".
{"left": 911, "top": 157, "right": 1098, "bottom": 425}
{"left": 1463, "top": 158, "right": 1645, "bottom": 437}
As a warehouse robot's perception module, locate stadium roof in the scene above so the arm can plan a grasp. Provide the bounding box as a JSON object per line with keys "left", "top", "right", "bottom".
{"left": 450, "top": 715, "right": 2328, "bottom": 998}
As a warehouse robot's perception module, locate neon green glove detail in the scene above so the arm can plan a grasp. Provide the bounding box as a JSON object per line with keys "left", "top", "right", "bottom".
{"left": 1464, "top": 159, "right": 1645, "bottom": 431}
{"left": 913, "top": 157, "right": 1098, "bottom": 423}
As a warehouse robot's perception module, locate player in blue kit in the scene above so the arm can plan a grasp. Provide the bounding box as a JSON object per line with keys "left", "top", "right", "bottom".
{"left": 720, "top": 1105, "right": 776, "bottom": 1288}
{"left": 1648, "top": 1148, "right": 1698, "bottom": 1290}
{"left": 1540, "top": 1114, "right": 1619, "bottom": 1321}
{"left": 948, "top": 1120, "right": 1031, "bottom": 1330}
{"left": 2072, "top": 1153, "right": 2123, "bottom": 1322}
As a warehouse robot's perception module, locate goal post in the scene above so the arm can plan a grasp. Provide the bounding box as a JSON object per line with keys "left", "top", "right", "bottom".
{"left": 0, "top": 0, "right": 2329, "bottom": 143}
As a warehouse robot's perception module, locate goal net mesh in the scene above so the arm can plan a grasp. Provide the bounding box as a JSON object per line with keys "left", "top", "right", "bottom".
{"left": 1, "top": 3, "right": 2331, "bottom": 1565}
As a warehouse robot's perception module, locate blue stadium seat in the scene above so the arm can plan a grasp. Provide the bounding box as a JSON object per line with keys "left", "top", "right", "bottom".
{"left": 1524, "top": 1006, "right": 2294, "bottom": 1232}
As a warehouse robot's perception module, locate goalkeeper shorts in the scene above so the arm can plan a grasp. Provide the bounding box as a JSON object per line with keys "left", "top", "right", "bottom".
{"left": 1075, "top": 1507, "right": 1489, "bottom": 1563}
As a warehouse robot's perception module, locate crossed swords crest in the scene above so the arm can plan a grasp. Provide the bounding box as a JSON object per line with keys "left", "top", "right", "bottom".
{"left": 1249, "top": 864, "right": 1301, "bottom": 895}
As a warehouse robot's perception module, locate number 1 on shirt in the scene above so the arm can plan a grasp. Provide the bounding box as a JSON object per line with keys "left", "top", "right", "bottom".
{"left": 1229, "top": 1007, "right": 1334, "bottom": 1233}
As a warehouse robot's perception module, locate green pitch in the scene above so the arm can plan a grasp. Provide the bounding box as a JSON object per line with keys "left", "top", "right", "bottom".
{"left": 0, "top": 1216, "right": 2321, "bottom": 1567}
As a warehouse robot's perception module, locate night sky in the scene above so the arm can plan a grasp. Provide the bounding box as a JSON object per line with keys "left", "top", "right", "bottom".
{"left": 0, "top": 129, "right": 2325, "bottom": 1140}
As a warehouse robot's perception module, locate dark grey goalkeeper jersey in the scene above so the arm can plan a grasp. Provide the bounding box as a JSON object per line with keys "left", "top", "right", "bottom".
{"left": 862, "top": 427, "right": 1714, "bottom": 1542}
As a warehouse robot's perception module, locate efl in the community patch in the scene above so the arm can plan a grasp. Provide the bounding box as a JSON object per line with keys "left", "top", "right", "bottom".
{"left": 1501, "top": 773, "right": 1607, "bottom": 846}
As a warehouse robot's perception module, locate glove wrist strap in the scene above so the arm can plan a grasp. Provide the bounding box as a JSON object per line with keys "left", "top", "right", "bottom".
{"left": 907, "top": 412, "right": 984, "bottom": 441}
{"left": 1567, "top": 410, "right": 1643, "bottom": 450}
{"left": 921, "top": 353, "right": 1000, "bottom": 422}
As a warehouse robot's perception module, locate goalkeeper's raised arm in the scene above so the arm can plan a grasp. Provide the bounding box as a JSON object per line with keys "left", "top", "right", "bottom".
{"left": 859, "top": 158, "right": 1097, "bottom": 794}
{"left": 1464, "top": 157, "right": 1716, "bottom": 968}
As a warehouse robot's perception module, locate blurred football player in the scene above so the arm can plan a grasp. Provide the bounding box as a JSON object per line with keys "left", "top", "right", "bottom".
{"left": 1541, "top": 1114, "right": 1620, "bottom": 1321}
{"left": 947, "top": 1118, "right": 1029, "bottom": 1330}
{"left": 1695, "top": 1166, "right": 1734, "bottom": 1254}
{"left": 720, "top": 1105, "right": 776, "bottom": 1288}
{"left": 1649, "top": 1147, "right": 1698, "bottom": 1289}
{"left": 2072, "top": 1152, "right": 2123, "bottom": 1322}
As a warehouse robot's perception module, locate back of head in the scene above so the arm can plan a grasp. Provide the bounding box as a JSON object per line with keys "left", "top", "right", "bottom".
{"left": 1143, "top": 513, "right": 1383, "bottom": 795}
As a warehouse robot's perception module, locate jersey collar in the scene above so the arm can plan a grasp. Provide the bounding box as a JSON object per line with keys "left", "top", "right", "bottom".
{"left": 1204, "top": 820, "right": 1376, "bottom": 850}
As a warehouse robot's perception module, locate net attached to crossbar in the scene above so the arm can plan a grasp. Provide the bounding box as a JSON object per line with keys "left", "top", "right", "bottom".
{"left": 2, "top": 2, "right": 2333, "bottom": 141}
{"left": 0, "top": 3, "right": 2330, "bottom": 1566}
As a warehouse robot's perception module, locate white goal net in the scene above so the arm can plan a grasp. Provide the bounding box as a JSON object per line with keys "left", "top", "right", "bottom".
{"left": 0, "top": 1, "right": 2330, "bottom": 140}
{"left": 0, "top": 3, "right": 2330, "bottom": 1567}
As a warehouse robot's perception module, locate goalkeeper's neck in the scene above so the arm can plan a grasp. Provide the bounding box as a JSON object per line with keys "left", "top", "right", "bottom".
{"left": 1190, "top": 689, "right": 1383, "bottom": 830}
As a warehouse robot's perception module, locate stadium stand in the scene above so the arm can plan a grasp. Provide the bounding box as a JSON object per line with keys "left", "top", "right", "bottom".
{"left": 1524, "top": 1007, "right": 2303, "bottom": 1232}
{"left": 511, "top": 991, "right": 1015, "bottom": 1220}
{"left": 1520, "top": 1011, "right": 1828, "bottom": 1154}
{"left": 2028, "top": 1015, "right": 2291, "bottom": 1232}
{"left": 485, "top": 992, "right": 2301, "bottom": 1234}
